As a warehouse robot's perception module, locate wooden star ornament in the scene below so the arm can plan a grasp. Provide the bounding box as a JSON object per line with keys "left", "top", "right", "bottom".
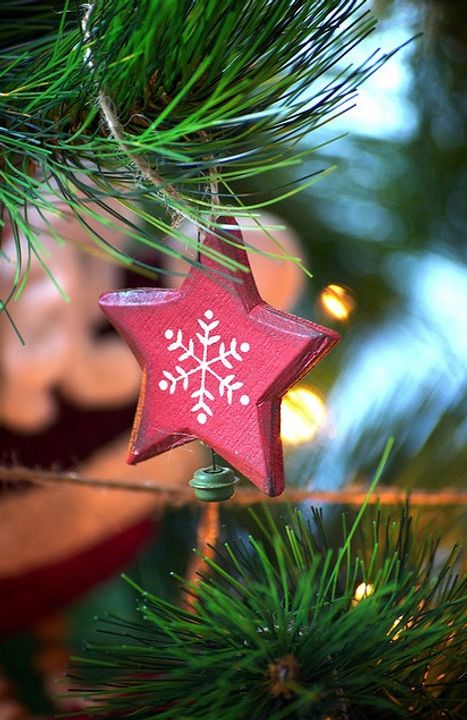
{"left": 99, "top": 217, "right": 339, "bottom": 496}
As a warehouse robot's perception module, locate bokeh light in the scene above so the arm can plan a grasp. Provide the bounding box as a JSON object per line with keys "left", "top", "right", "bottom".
{"left": 281, "top": 387, "right": 326, "bottom": 445}
{"left": 320, "top": 284, "right": 356, "bottom": 321}
{"left": 352, "top": 582, "right": 375, "bottom": 606}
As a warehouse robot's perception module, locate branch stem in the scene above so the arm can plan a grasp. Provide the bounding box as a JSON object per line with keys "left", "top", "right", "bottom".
{"left": 1, "top": 465, "right": 465, "bottom": 507}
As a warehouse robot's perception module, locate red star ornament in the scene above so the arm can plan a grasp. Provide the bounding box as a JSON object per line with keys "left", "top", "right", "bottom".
{"left": 99, "top": 217, "right": 339, "bottom": 496}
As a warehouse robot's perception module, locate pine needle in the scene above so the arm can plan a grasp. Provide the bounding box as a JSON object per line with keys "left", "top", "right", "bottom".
{"left": 0, "top": 0, "right": 407, "bottom": 314}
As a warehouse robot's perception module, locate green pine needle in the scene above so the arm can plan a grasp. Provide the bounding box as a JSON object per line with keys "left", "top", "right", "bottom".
{"left": 70, "top": 494, "right": 465, "bottom": 716}
{"left": 1, "top": 0, "right": 406, "bottom": 315}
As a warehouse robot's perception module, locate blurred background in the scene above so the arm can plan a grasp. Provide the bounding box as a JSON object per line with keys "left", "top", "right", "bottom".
{"left": 0, "top": 0, "right": 465, "bottom": 716}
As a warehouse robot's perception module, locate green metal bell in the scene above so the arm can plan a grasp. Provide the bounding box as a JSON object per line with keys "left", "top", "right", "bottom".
{"left": 189, "top": 466, "right": 239, "bottom": 502}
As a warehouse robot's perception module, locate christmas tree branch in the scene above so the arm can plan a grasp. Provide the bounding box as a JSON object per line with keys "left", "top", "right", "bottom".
{"left": 2, "top": 464, "right": 466, "bottom": 506}
{"left": 0, "top": 0, "right": 408, "bottom": 315}
{"left": 81, "top": 2, "right": 183, "bottom": 208}
{"left": 70, "top": 500, "right": 466, "bottom": 718}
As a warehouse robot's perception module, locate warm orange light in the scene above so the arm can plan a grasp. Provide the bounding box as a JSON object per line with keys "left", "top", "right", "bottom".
{"left": 320, "top": 284, "right": 355, "bottom": 321}
{"left": 280, "top": 388, "right": 326, "bottom": 445}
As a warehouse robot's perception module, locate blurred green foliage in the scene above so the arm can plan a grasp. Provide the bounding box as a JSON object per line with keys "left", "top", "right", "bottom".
{"left": 263, "top": 0, "right": 467, "bottom": 494}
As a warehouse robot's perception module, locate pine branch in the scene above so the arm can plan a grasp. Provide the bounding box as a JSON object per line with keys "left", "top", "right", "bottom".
{"left": 0, "top": 0, "right": 406, "bottom": 314}
{"left": 2, "top": 463, "right": 467, "bottom": 506}
{"left": 70, "top": 500, "right": 466, "bottom": 719}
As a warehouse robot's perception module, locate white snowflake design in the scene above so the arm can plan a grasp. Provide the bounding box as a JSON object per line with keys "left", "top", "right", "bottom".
{"left": 158, "top": 309, "right": 251, "bottom": 425}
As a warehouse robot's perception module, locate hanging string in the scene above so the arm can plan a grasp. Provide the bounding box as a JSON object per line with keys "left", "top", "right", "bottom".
{"left": 81, "top": 3, "right": 182, "bottom": 208}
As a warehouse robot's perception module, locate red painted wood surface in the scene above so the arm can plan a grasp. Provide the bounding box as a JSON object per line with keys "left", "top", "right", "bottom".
{"left": 100, "top": 217, "right": 339, "bottom": 496}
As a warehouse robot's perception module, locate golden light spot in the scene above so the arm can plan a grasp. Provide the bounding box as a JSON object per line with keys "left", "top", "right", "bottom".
{"left": 281, "top": 388, "right": 326, "bottom": 445}
{"left": 388, "top": 615, "right": 414, "bottom": 640}
{"left": 352, "top": 582, "right": 375, "bottom": 605}
{"left": 320, "top": 284, "right": 355, "bottom": 321}
{"left": 389, "top": 615, "right": 404, "bottom": 640}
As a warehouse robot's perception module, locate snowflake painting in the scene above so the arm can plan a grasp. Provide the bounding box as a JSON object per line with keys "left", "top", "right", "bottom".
{"left": 157, "top": 309, "right": 251, "bottom": 425}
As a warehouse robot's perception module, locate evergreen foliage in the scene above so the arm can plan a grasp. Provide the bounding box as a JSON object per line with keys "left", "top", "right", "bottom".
{"left": 73, "top": 501, "right": 466, "bottom": 719}
{"left": 0, "top": 0, "right": 401, "bottom": 312}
